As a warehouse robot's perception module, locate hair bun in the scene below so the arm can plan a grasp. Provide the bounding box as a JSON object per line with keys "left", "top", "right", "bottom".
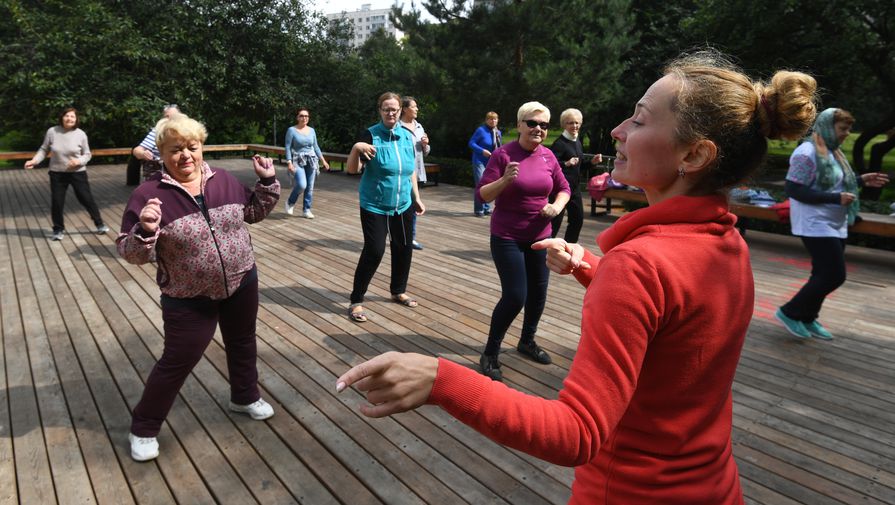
{"left": 755, "top": 71, "right": 818, "bottom": 140}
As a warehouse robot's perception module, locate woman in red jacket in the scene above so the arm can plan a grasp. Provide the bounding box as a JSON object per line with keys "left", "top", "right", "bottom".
{"left": 335, "top": 51, "right": 819, "bottom": 504}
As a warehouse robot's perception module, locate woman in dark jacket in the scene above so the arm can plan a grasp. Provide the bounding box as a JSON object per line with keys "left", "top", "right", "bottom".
{"left": 549, "top": 108, "right": 601, "bottom": 244}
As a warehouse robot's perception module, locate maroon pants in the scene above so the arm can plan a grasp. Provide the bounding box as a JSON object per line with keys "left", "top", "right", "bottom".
{"left": 131, "top": 270, "right": 260, "bottom": 437}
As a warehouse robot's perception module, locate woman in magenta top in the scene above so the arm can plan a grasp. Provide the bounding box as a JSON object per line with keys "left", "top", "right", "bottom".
{"left": 475, "top": 101, "right": 570, "bottom": 380}
{"left": 336, "top": 51, "right": 820, "bottom": 504}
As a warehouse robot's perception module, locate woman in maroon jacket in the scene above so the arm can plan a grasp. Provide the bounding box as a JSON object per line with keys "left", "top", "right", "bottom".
{"left": 117, "top": 114, "right": 280, "bottom": 462}
{"left": 335, "top": 51, "right": 819, "bottom": 504}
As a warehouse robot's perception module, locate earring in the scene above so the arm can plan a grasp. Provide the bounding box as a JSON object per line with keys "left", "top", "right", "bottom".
{"left": 678, "top": 167, "right": 686, "bottom": 178}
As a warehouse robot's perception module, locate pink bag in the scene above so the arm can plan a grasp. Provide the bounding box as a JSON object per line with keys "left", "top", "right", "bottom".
{"left": 587, "top": 173, "right": 611, "bottom": 201}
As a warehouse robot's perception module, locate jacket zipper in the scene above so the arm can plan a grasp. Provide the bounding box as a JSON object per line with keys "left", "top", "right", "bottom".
{"left": 392, "top": 128, "right": 403, "bottom": 214}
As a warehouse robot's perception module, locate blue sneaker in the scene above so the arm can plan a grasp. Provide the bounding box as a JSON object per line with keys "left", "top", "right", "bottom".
{"left": 775, "top": 308, "right": 811, "bottom": 339}
{"left": 805, "top": 320, "right": 834, "bottom": 340}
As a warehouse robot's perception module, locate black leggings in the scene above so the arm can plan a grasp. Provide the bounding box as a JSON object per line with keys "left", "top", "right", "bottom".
{"left": 350, "top": 206, "right": 415, "bottom": 304}
{"left": 781, "top": 236, "right": 846, "bottom": 322}
{"left": 49, "top": 171, "right": 104, "bottom": 232}
{"left": 484, "top": 236, "right": 549, "bottom": 356}
{"left": 551, "top": 189, "right": 584, "bottom": 243}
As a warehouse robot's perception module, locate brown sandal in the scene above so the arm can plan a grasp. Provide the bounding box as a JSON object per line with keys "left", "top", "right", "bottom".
{"left": 348, "top": 304, "right": 368, "bottom": 322}
{"left": 391, "top": 294, "right": 418, "bottom": 308}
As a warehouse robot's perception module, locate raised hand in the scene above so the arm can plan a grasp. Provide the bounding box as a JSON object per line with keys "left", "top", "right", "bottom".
{"left": 501, "top": 162, "right": 520, "bottom": 183}
{"left": 139, "top": 198, "right": 163, "bottom": 233}
{"left": 252, "top": 155, "right": 275, "bottom": 178}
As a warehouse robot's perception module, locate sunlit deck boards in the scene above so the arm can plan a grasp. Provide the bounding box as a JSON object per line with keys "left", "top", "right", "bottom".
{"left": 0, "top": 160, "right": 892, "bottom": 504}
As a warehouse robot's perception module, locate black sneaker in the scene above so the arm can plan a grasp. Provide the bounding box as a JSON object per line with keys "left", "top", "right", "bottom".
{"left": 479, "top": 353, "right": 503, "bottom": 381}
{"left": 517, "top": 340, "right": 551, "bottom": 364}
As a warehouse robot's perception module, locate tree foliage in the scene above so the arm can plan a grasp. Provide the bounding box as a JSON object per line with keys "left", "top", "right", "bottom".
{"left": 1, "top": 0, "right": 892, "bottom": 178}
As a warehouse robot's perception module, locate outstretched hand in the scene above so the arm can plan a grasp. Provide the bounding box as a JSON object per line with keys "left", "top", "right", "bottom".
{"left": 532, "top": 238, "right": 591, "bottom": 275}
{"left": 861, "top": 172, "right": 890, "bottom": 188}
{"left": 335, "top": 351, "right": 438, "bottom": 418}
{"left": 252, "top": 155, "right": 275, "bottom": 178}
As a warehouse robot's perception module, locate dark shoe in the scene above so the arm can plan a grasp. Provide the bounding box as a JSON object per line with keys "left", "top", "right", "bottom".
{"left": 474, "top": 212, "right": 484, "bottom": 217}
{"left": 517, "top": 340, "right": 551, "bottom": 364}
{"left": 483, "top": 209, "right": 492, "bottom": 216}
{"left": 479, "top": 354, "right": 503, "bottom": 381}
{"left": 51, "top": 230, "right": 65, "bottom": 241}
{"left": 95, "top": 224, "right": 110, "bottom": 234}
{"left": 412, "top": 240, "right": 423, "bottom": 250}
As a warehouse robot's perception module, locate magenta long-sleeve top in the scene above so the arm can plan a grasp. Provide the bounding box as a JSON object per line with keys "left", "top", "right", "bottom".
{"left": 476, "top": 140, "right": 570, "bottom": 241}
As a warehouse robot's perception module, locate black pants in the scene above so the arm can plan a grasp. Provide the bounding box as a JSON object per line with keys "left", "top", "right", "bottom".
{"left": 781, "top": 236, "right": 846, "bottom": 322}
{"left": 551, "top": 190, "right": 584, "bottom": 243}
{"left": 350, "top": 206, "right": 415, "bottom": 304}
{"left": 484, "top": 235, "right": 549, "bottom": 356}
{"left": 49, "top": 171, "right": 104, "bottom": 233}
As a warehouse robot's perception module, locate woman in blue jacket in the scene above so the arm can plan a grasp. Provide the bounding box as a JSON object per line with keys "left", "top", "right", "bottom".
{"left": 468, "top": 112, "right": 502, "bottom": 216}
{"left": 346, "top": 92, "right": 426, "bottom": 322}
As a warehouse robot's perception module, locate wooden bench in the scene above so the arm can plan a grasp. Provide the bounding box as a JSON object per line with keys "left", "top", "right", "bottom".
{"left": 2, "top": 143, "right": 442, "bottom": 186}
{"left": 592, "top": 188, "right": 895, "bottom": 238}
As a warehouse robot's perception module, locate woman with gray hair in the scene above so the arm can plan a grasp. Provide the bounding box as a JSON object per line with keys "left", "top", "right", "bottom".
{"left": 549, "top": 108, "right": 602, "bottom": 243}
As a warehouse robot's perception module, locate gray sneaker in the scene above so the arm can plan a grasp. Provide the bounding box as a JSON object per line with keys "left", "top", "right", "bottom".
{"left": 95, "top": 224, "right": 110, "bottom": 234}
{"left": 51, "top": 230, "right": 65, "bottom": 241}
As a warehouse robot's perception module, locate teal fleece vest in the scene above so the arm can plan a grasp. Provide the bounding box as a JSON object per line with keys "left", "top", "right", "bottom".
{"left": 358, "top": 122, "right": 416, "bottom": 215}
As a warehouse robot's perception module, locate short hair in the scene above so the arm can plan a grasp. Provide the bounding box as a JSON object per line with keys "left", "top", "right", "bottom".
{"left": 163, "top": 104, "right": 179, "bottom": 113}
{"left": 560, "top": 108, "right": 583, "bottom": 125}
{"left": 295, "top": 106, "right": 310, "bottom": 116}
{"left": 516, "top": 101, "right": 550, "bottom": 124}
{"left": 663, "top": 49, "right": 817, "bottom": 192}
{"left": 834, "top": 109, "right": 855, "bottom": 126}
{"left": 485, "top": 111, "right": 499, "bottom": 121}
{"left": 378, "top": 92, "right": 401, "bottom": 110}
{"left": 155, "top": 114, "right": 208, "bottom": 150}
{"left": 58, "top": 107, "right": 79, "bottom": 128}
{"left": 401, "top": 96, "right": 417, "bottom": 109}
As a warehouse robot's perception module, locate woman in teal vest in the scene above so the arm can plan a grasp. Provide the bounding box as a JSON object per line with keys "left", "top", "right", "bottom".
{"left": 347, "top": 92, "right": 426, "bottom": 322}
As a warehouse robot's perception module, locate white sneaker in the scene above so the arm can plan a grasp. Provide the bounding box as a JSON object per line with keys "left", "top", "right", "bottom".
{"left": 95, "top": 224, "right": 110, "bottom": 234}
{"left": 229, "top": 398, "right": 274, "bottom": 420}
{"left": 128, "top": 433, "right": 159, "bottom": 462}
{"left": 50, "top": 230, "right": 65, "bottom": 241}
{"left": 302, "top": 210, "right": 315, "bottom": 219}
{"left": 285, "top": 202, "right": 295, "bottom": 215}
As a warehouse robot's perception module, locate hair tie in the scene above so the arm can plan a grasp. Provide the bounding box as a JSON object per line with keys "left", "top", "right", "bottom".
{"left": 760, "top": 96, "right": 778, "bottom": 138}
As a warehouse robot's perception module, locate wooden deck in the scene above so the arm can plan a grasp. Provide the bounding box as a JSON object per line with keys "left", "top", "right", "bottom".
{"left": 0, "top": 161, "right": 893, "bottom": 505}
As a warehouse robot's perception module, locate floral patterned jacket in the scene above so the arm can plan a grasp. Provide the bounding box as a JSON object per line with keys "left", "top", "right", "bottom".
{"left": 117, "top": 162, "right": 280, "bottom": 300}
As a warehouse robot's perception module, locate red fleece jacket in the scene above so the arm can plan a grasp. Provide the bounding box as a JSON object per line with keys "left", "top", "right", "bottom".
{"left": 429, "top": 194, "right": 751, "bottom": 504}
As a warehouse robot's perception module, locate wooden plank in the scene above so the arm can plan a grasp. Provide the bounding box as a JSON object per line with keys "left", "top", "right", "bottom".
{"left": 0, "top": 173, "right": 57, "bottom": 504}
{"left": 0, "top": 184, "right": 20, "bottom": 505}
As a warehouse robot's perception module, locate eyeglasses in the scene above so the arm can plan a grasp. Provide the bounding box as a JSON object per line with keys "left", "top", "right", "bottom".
{"left": 380, "top": 108, "right": 400, "bottom": 115}
{"left": 524, "top": 119, "right": 549, "bottom": 130}
{"left": 297, "top": 114, "right": 309, "bottom": 117}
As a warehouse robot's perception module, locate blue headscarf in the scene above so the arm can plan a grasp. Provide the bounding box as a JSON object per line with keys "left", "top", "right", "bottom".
{"left": 809, "top": 108, "right": 859, "bottom": 224}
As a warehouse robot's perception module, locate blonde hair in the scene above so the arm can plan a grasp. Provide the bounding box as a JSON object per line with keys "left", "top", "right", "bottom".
{"left": 664, "top": 50, "right": 818, "bottom": 192}
{"left": 155, "top": 114, "right": 208, "bottom": 150}
{"left": 516, "top": 101, "right": 550, "bottom": 124}
{"left": 560, "top": 108, "right": 583, "bottom": 125}
{"left": 485, "top": 111, "right": 499, "bottom": 121}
